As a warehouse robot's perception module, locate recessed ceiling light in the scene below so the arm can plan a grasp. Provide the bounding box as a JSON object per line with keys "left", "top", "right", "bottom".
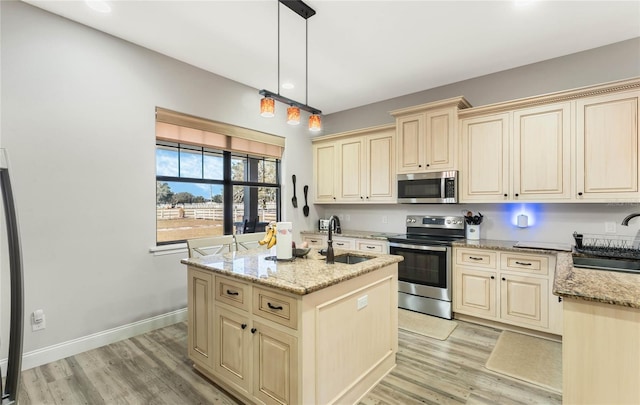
{"left": 85, "top": 0, "right": 111, "bottom": 13}
{"left": 282, "top": 83, "right": 295, "bottom": 90}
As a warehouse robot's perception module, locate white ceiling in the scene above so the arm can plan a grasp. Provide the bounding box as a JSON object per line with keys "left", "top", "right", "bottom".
{"left": 23, "top": 0, "right": 640, "bottom": 114}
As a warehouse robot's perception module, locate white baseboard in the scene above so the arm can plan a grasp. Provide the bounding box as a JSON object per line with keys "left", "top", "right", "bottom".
{"left": 0, "top": 308, "right": 187, "bottom": 376}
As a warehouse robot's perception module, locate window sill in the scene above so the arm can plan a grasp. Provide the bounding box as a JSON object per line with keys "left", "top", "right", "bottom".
{"left": 149, "top": 243, "right": 187, "bottom": 256}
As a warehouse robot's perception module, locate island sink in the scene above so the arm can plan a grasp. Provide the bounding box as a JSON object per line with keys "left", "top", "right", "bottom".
{"left": 333, "top": 254, "right": 374, "bottom": 265}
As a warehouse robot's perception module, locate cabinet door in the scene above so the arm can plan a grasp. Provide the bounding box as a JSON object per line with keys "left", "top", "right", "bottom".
{"left": 337, "top": 138, "right": 365, "bottom": 202}
{"left": 460, "top": 113, "right": 510, "bottom": 201}
{"left": 214, "top": 306, "right": 251, "bottom": 395}
{"left": 513, "top": 103, "right": 572, "bottom": 200}
{"left": 332, "top": 237, "right": 354, "bottom": 250}
{"left": 187, "top": 268, "right": 214, "bottom": 370}
{"left": 252, "top": 320, "right": 298, "bottom": 405}
{"left": 425, "top": 108, "right": 456, "bottom": 171}
{"left": 396, "top": 113, "right": 424, "bottom": 173}
{"left": 302, "top": 235, "right": 326, "bottom": 249}
{"left": 313, "top": 143, "right": 337, "bottom": 203}
{"left": 366, "top": 130, "right": 396, "bottom": 201}
{"left": 576, "top": 90, "right": 639, "bottom": 200}
{"left": 500, "top": 274, "right": 548, "bottom": 329}
{"left": 453, "top": 267, "right": 497, "bottom": 318}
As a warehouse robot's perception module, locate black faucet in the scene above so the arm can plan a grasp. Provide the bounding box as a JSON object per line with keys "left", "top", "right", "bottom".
{"left": 621, "top": 213, "right": 640, "bottom": 226}
{"left": 325, "top": 215, "right": 341, "bottom": 264}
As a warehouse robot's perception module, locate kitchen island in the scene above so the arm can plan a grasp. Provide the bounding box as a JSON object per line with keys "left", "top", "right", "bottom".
{"left": 553, "top": 252, "right": 640, "bottom": 404}
{"left": 181, "top": 248, "right": 402, "bottom": 405}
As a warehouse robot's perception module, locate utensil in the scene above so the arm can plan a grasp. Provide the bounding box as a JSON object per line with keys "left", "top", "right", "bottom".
{"left": 291, "top": 175, "right": 298, "bottom": 208}
{"left": 303, "top": 185, "right": 309, "bottom": 217}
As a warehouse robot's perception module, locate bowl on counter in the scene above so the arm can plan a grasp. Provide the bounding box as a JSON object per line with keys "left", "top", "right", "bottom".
{"left": 293, "top": 248, "right": 311, "bottom": 258}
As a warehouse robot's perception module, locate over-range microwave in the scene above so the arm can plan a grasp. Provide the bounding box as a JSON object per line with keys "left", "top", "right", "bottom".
{"left": 397, "top": 171, "right": 458, "bottom": 204}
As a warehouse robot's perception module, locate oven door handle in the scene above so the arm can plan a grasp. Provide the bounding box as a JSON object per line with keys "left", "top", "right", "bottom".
{"left": 388, "top": 242, "right": 449, "bottom": 252}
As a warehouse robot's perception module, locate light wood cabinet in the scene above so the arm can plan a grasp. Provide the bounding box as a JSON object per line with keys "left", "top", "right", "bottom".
{"left": 302, "top": 234, "right": 326, "bottom": 249}
{"left": 576, "top": 89, "right": 639, "bottom": 201}
{"left": 313, "top": 125, "right": 395, "bottom": 203}
{"left": 313, "top": 142, "right": 337, "bottom": 203}
{"left": 458, "top": 79, "right": 639, "bottom": 203}
{"left": 187, "top": 268, "right": 214, "bottom": 370}
{"left": 186, "top": 264, "right": 398, "bottom": 405}
{"left": 453, "top": 247, "right": 561, "bottom": 335}
{"left": 301, "top": 233, "right": 388, "bottom": 254}
{"left": 460, "top": 102, "right": 572, "bottom": 202}
{"left": 392, "top": 97, "right": 471, "bottom": 173}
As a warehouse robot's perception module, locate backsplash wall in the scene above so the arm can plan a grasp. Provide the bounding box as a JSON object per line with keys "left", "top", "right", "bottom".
{"left": 320, "top": 203, "right": 640, "bottom": 245}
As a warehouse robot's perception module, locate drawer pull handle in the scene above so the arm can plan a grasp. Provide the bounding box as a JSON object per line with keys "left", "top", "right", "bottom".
{"left": 336, "top": 242, "right": 345, "bottom": 246}
{"left": 365, "top": 246, "right": 376, "bottom": 249}
{"left": 267, "top": 302, "right": 283, "bottom": 311}
{"left": 468, "top": 256, "right": 483, "bottom": 261}
{"left": 515, "top": 261, "right": 532, "bottom": 266}
{"left": 226, "top": 289, "right": 239, "bottom": 296}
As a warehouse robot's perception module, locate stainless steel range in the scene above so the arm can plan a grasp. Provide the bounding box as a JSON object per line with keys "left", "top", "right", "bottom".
{"left": 387, "top": 215, "right": 466, "bottom": 319}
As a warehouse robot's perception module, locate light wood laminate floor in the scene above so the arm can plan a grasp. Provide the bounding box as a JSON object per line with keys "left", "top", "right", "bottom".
{"left": 18, "top": 320, "right": 561, "bottom": 404}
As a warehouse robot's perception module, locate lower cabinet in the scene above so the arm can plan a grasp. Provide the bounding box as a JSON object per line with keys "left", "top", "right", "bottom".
{"left": 301, "top": 233, "right": 388, "bottom": 254}
{"left": 187, "top": 265, "right": 398, "bottom": 405}
{"left": 453, "top": 247, "right": 562, "bottom": 335}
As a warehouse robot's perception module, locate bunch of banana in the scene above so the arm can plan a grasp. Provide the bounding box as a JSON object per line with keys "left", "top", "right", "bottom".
{"left": 258, "top": 222, "right": 278, "bottom": 248}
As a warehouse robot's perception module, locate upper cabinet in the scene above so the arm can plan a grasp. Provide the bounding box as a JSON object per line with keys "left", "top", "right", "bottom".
{"left": 459, "top": 78, "right": 639, "bottom": 203}
{"left": 576, "top": 90, "right": 639, "bottom": 201}
{"left": 391, "top": 97, "right": 472, "bottom": 174}
{"left": 312, "top": 125, "right": 396, "bottom": 204}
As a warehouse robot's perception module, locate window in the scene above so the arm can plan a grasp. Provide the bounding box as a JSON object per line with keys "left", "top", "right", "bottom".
{"left": 155, "top": 108, "right": 283, "bottom": 245}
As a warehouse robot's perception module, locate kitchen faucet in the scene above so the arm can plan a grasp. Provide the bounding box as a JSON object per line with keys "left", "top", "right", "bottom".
{"left": 325, "top": 215, "right": 341, "bottom": 264}
{"left": 621, "top": 213, "right": 640, "bottom": 226}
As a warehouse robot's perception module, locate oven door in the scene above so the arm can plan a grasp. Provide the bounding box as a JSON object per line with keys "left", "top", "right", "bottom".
{"left": 389, "top": 242, "right": 451, "bottom": 301}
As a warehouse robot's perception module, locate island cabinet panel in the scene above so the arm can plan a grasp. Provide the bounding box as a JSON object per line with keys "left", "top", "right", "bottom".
{"left": 252, "top": 320, "right": 298, "bottom": 405}
{"left": 186, "top": 262, "right": 398, "bottom": 405}
{"left": 214, "top": 305, "right": 251, "bottom": 396}
{"left": 576, "top": 90, "right": 640, "bottom": 201}
{"left": 563, "top": 298, "right": 640, "bottom": 404}
{"left": 453, "top": 247, "right": 561, "bottom": 335}
{"left": 187, "top": 268, "right": 214, "bottom": 370}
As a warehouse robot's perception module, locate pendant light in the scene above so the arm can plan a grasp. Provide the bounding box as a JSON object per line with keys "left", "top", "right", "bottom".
{"left": 258, "top": 0, "right": 321, "bottom": 132}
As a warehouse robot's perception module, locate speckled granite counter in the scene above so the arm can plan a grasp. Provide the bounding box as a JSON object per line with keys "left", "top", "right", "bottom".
{"left": 300, "top": 229, "right": 395, "bottom": 240}
{"left": 452, "top": 239, "right": 640, "bottom": 309}
{"left": 181, "top": 248, "right": 403, "bottom": 295}
{"left": 553, "top": 252, "right": 640, "bottom": 309}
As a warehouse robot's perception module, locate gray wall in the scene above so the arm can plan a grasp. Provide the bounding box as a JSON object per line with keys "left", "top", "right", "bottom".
{"left": 0, "top": 1, "right": 319, "bottom": 362}
{"left": 322, "top": 37, "right": 640, "bottom": 134}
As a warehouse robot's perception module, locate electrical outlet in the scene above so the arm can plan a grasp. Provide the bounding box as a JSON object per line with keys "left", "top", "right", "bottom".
{"left": 605, "top": 222, "right": 616, "bottom": 233}
{"left": 382, "top": 215, "right": 388, "bottom": 224}
{"left": 31, "top": 310, "right": 46, "bottom": 331}
{"left": 357, "top": 295, "right": 368, "bottom": 310}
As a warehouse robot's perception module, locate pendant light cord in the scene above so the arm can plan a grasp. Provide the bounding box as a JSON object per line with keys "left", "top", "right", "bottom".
{"left": 305, "top": 19, "right": 309, "bottom": 106}
{"left": 277, "top": 0, "right": 280, "bottom": 93}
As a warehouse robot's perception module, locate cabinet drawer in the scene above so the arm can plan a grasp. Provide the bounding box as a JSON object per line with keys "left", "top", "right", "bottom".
{"left": 456, "top": 248, "right": 497, "bottom": 269}
{"left": 356, "top": 240, "right": 386, "bottom": 253}
{"left": 302, "top": 235, "right": 326, "bottom": 248}
{"left": 333, "top": 237, "right": 354, "bottom": 249}
{"left": 500, "top": 253, "right": 549, "bottom": 275}
{"left": 215, "top": 276, "right": 250, "bottom": 311}
{"left": 253, "top": 287, "right": 298, "bottom": 330}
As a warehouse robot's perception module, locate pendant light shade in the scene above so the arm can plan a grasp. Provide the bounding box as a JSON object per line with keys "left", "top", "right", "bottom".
{"left": 308, "top": 114, "right": 322, "bottom": 132}
{"left": 287, "top": 106, "right": 301, "bottom": 125}
{"left": 260, "top": 96, "right": 275, "bottom": 118}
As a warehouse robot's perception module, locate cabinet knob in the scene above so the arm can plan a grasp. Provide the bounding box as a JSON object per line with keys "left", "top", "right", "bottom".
{"left": 558, "top": 296, "right": 563, "bottom": 303}
{"left": 251, "top": 328, "right": 257, "bottom": 334}
{"left": 501, "top": 277, "right": 506, "bottom": 281}
{"left": 490, "top": 276, "right": 495, "bottom": 280}
{"left": 241, "top": 324, "right": 247, "bottom": 329}
{"left": 503, "top": 194, "right": 508, "bottom": 197}
{"left": 515, "top": 193, "right": 519, "bottom": 197}
{"left": 360, "top": 196, "right": 363, "bottom": 199}
{"left": 418, "top": 164, "right": 422, "bottom": 168}
{"left": 578, "top": 192, "right": 583, "bottom": 196}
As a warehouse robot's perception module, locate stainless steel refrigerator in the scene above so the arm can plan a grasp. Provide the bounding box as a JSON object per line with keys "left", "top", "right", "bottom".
{"left": 0, "top": 149, "right": 24, "bottom": 405}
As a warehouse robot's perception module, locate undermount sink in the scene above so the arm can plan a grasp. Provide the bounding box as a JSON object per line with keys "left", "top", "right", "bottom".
{"left": 572, "top": 256, "right": 640, "bottom": 274}
{"left": 333, "top": 254, "right": 374, "bottom": 265}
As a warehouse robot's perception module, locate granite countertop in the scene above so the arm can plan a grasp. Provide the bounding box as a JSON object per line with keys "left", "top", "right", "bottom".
{"left": 553, "top": 252, "right": 640, "bottom": 309}
{"left": 451, "top": 239, "right": 572, "bottom": 255}
{"left": 300, "top": 229, "right": 395, "bottom": 241}
{"left": 181, "top": 247, "right": 403, "bottom": 296}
